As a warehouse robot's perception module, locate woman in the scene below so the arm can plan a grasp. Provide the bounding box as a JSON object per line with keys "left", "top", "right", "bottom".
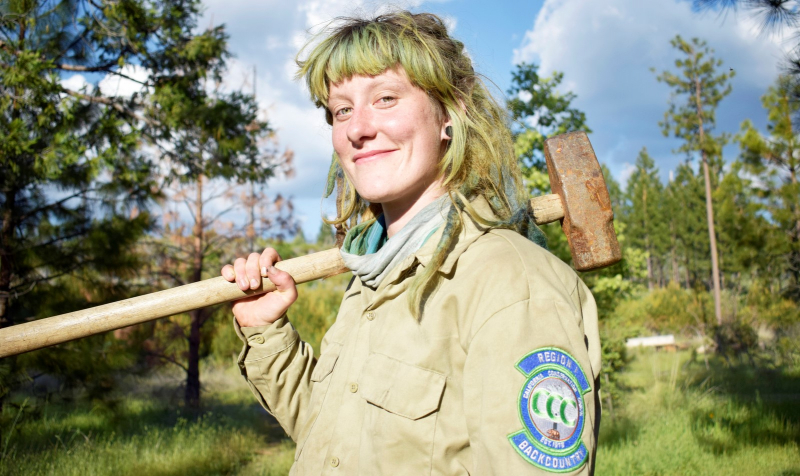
{"left": 222, "top": 11, "right": 601, "bottom": 475}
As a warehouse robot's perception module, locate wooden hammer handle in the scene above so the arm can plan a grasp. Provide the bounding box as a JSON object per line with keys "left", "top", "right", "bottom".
{"left": 0, "top": 195, "right": 564, "bottom": 358}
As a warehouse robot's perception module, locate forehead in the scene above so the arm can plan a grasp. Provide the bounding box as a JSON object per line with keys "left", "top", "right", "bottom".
{"left": 328, "top": 67, "right": 415, "bottom": 101}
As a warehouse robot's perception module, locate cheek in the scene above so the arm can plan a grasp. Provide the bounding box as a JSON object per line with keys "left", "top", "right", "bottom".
{"left": 331, "top": 128, "right": 348, "bottom": 156}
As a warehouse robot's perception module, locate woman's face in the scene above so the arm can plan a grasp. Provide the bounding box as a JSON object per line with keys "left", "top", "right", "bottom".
{"left": 328, "top": 67, "right": 450, "bottom": 214}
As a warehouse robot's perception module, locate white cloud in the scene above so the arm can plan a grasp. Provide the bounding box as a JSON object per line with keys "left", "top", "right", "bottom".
{"left": 619, "top": 162, "right": 636, "bottom": 190}
{"left": 441, "top": 14, "right": 457, "bottom": 33}
{"left": 61, "top": 74, "right": 89, "bottom": 91}
{"left": 98, "top": 65, "right": 150, "bottom": 98}
{"left": 513, "top": 0, "right": 793, "bottom": 185}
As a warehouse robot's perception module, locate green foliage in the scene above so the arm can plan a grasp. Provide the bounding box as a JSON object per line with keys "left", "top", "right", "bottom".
{"left": 654, "top": 36, "right": 734, "bottom": 159}
{"left": 598, "top": 351, "right": 800, "bottom": 475}
{"left": 0, "top": 367, "right": 295, "bottom": 476}
{"left": 0, "top": 0, "right": 284, "bottom": 411}
{"left": 738, "top": 75, "right": 800, "bottom": 300}
{"left": 665, "top": 162, "right": 711, "bottom": 287}
{"left": 613, "top": 284, "right": 715, "bottom": 334}
{"left": 506, "top": 62, "right": 591, "bottom": 187}
{"left": 599, "top": 332, "right": 630, "bottom": 410}
{"left": 0, "top": 0, "right": 170, "bottom": 330}
{"left": 714, "top": 161, "right": 771, "bottom": 281}
{"left": 740, "top": 282, "right": 800, "bottom": 328}
{"left": 653, "top": 35, "right": 733, "bottom": 324}
{"left": 316, "top": 222, "right": 336, "bottom": 246}
{"left": 622, "top": 148, "right": 669, "bottom": 288}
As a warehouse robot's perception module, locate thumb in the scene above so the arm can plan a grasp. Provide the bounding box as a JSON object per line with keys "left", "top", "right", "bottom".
{"left": 268, "top": 266, "right": 298, "bottom": 297}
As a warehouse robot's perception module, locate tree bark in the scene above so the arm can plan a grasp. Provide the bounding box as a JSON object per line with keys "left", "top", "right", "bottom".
{"left": 789, "top": 163, "right": 800, "bottom": 295}
{"left": 670, "top": 216, "right": 680, "bottom": 285}
{"left": 185, "top": 175, "right": 205, "bottom": 408}
{"left": 643, "top": 186, "right": 654, "bottom": 290}
{"left": 0, "top": 189, "right": 16, "bottom": 329}
{"left": 695, "top": 76, "right": 723, "bottom": 325}
{"left": 0, "top": 189, "right": 19, "bottom": 450}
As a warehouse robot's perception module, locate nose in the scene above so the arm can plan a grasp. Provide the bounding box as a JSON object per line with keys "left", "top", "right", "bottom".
{"left": 346, "top": 107, "right": 376, "bottom": 146}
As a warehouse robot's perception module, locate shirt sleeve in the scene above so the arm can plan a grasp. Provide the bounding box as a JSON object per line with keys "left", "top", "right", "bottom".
{"left": 235, "top": 315, "right": 316, "bottom": 441}
{"left": 462, "top": 282, "right": 601, "bottom": 475}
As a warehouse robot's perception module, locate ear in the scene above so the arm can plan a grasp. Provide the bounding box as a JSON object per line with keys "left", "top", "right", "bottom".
{"left": 441, "top": 117, "right": 453, "bottom": 141}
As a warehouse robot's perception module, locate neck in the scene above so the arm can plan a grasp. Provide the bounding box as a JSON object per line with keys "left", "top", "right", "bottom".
{"left": 382, "top": 183, "right": 447, "bottom": 238}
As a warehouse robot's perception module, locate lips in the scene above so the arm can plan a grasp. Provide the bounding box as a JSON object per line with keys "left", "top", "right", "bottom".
{"left": 353, "top": 149, "right": 397, "bottom": 162}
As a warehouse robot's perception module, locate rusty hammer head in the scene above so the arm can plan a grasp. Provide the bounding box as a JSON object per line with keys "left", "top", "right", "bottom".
{"left": 543, "top": 132, "right": 621, "bottom": 271}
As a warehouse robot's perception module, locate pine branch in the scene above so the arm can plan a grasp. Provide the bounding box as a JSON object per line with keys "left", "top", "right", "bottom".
{"left": 62, "top": 87, "right": 159, "bottom": 127}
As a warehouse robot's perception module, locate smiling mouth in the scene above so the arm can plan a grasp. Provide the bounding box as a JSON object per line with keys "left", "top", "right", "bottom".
{"left": 353, "top": 149, "right": 396, "bottom": 162}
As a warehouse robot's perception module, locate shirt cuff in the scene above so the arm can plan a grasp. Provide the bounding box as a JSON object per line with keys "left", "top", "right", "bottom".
{"left": 234, "top": 315, "right": 299, "bottom": 368}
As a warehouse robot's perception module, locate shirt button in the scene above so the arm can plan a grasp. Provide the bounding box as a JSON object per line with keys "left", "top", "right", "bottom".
{"left": 349, "top": 383, "right": 359, "bottom": 393}
{"left": 330, "top": 456, "right": 340, "bottom": 467}
{"left": 250, "top": 335, "right": 265, "bottom": 344}
{"left": 366, "top": 311, "right": 375, "bottom": 321}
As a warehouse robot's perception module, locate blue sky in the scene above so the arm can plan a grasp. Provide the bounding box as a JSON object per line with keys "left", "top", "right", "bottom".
{"left": 190, "top": 0, "right": 789, "bottom": 240}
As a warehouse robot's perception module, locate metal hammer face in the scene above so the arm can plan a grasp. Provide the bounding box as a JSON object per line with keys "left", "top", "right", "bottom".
{"left": 543, "top": 132, "right": 621, "bottom": 271}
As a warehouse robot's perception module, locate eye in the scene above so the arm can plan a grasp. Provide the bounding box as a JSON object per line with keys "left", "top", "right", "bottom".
{"left": 377, "top": 96, "right": 396, "bottom": 106}
{"left": 334, "top": 107, "right": 352, "bottom": 118}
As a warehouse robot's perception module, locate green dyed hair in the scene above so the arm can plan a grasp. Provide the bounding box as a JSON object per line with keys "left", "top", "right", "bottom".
{"left": 296, "top": 11, "right": 544, "bottom": 315}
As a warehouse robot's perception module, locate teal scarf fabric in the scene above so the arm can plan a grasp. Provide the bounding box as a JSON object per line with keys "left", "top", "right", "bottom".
{"left": 340, "top": 195, "right": 450, "bottom": 289}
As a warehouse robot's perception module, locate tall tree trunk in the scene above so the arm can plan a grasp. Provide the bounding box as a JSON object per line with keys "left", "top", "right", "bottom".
{"left": 185, "top": 175, "right": 205, "bottom": 408}
{"left": 695, "top": 77, "right": 723, "bottom": 325}
{"left": 671, "top": 218, "right": 680, "bottom": 285}
{"left": 1, "top": 18, "right": 25, "bottom": 444}
{"left": 0, "top": 190, "right": 16, "bottom": 328}
{"left": 780, "top": 95, "right": 799, "bottom": 297}
{"left": 643, "top": 187, "right": 654, "bottom": 290}
{"left": 0, "top": 189, "right": 19, "bottom": 445}
{"left": 789, "top": 164, "right": 800, "bottom": 295}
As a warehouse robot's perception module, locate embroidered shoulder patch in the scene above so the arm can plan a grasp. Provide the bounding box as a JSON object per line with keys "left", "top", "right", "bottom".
{"left": 508, "top": 347, "right": 591, "bottom": 473}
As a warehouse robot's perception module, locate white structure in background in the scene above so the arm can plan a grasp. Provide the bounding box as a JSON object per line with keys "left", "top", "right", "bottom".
{"left": 625, "top": 335, "right": 677, "bottom": 351}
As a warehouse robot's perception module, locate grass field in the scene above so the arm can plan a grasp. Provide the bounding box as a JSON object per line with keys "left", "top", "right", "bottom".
{"left": 0, "top": 366, "right": 295, "bottom": 476}
{"left": 2, "top": 350, "right": 799, "bottom": 475}
{"left": 597, "top": 350, "right": 800, "bottom": 475}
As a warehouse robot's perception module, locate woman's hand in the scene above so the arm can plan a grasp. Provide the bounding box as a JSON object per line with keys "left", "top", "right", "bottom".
{"left": 221, "top": 248, "right": 298, "bottom": 327}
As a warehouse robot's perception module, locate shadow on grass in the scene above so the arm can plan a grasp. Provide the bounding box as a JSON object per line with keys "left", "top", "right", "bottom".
{"left": 685, "top": 359, "right": 800, "bottom": 454}
{"left": 1, "top": 390, "right": 286, "bottom": 460}
{"left": 597, "top": 415, "right": 642, "bottom": 448}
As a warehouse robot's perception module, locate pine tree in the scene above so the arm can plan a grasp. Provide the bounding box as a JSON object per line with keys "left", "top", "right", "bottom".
{"left": 0, "top": 0, "right": 175, "bottom": 417}
{"left": 146, "top": 69, "right": 293, "bottom": 406}
{"left": 739, "top": 75, "right": 800, "bottom": 300}
{"left": 624, "top": 148, "right": 667, "bottom": 289}
{"left": 714, "top": 161, "right": 770, "bottom": 292}
{"left": 654, "top": 35, "right": 734, "bottom": 325}
{"left": 0, "top": 0, "right": 284, "bottom": 409}
{"left": 667, "top": 163, "right": 710, "bottom": 290}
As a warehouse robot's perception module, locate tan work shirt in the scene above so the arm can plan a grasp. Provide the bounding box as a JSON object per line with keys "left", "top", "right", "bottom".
{"left": 236, "top": 204, "right": 602, "bottom": 475}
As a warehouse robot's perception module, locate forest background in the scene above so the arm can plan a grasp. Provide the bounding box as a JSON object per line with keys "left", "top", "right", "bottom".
{"left": 1, "top": 0, "right": 799, "bottom": 475}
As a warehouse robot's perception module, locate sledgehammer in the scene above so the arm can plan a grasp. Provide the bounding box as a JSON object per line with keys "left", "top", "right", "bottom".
{"left": 0, "top": 132, "right": 619, "bottom": 358}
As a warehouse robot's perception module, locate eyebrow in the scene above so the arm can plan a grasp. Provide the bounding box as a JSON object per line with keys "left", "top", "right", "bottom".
{"left": 328, "top": 77, "right": 410, "bottom": 104}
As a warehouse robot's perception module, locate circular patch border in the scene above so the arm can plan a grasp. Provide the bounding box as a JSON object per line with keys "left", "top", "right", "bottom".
{"left": 507, "top": 347, "right": 592, "bottom": 473}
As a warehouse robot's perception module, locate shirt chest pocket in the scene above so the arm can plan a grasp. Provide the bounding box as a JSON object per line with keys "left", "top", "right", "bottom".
{"left": 358, "top": 353, "right": 446, "bottom": 475}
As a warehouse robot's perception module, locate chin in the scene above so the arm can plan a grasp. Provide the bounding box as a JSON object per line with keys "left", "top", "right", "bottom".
{"left": 359, "top": 191, "right": 396, "bottom": 205}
